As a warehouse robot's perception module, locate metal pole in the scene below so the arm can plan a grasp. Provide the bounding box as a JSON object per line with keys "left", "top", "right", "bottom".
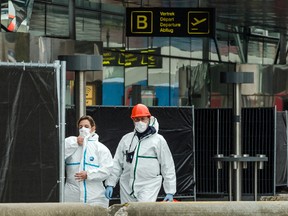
{"left": 0, "top": 3, "right": 1, "bottom": 32}
{"left": 56, "top": 61, "right": 61, "bottom": 121}
{"left": 254, "top": 162, "right": 258, "bottom": 201}
{"left": 229, "top": 161, "right": 232, "bottom": 201}
{"left": 69, "top": 0, "right": 76, "bottom": 40}
{"left": 233, "top": 82, "right": 242, "bottom": 201}
{"left": 75, "top": 71, "right": 86, "bottom": 120}
{"left": 55, "top": 60, "right": 61, "bottom": 201}
{"left": 279, "top": 31, "right": 287, "bottom": 64}
{"left": 59, "top": 60, "right": 66, "bottom": 202}
{"left": 192, "top": 106, "right": 196, "bottom": 201}
{"left": 286, "top": 111, "right": 288, "bottom": 188}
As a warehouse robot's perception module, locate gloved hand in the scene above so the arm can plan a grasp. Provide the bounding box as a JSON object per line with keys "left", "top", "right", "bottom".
{"left": 163, "top": 193, "right": 173, "bottom": 202}
{"left": 105, "top": 186, "right": 113, "bottom": 199}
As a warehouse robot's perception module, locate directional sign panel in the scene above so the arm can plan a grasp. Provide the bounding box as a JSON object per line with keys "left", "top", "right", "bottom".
{"left": 126, "top": 7, "right": 215, "bottom": 37}
{"left": 103, "top": 48, "right": 162, "bottom": 68}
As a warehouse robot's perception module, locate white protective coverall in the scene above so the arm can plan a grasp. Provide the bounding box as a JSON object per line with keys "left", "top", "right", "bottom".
{"left": 105, "top": 117, "right": 176, "bottom": 203}
{"left": 65, "top": 133, "right": 113, "bottom": 208}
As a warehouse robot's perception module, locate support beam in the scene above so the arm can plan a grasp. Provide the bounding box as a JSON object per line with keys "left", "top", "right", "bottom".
{"left": 69, "top": 0, "right": 76, "bottom": 40}
{"left": 279, "top": 32, "right": 287, "bottom": 64}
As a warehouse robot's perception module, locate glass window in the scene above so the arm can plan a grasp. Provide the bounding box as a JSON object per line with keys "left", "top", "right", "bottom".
{"left": 76, "top": 9, "right": 101, "bottom": 41}
{"left": 31, "top": 4, "right": 69, "bottom": 37}
{"left": 46, "top": 5, "right": 69, "bottom": 37}
{"left": 190, "top": 38, "right": 203, "bottom": 60}
{"left": 248, "top": 40, "right": 264, "bottom": 64}
{"left": 170, "top": 37, "right": 191, "bottom": 58}
{"left": 209, "top": 63, "right": 235, "bottom": 108}
{"left": 102, "top": 0, "right": 125, "bottom": 13}
{"left": 216, "top": 31, "right": 241, "bottom": 63}
{"left": 263, "top": 41, "right": 277, "bottom": 65}
{"left": 76, "top": 0, "right": 100, "bottom": 10}
{"left": 101, "top": 13, "right": 124, "bottom": 47}
{"left": 126, "top": 37, "right": 149, "bottom": 49}
{"left": 148, "top": 56, "right": 170, "bottom": 106}
{"left": 152, "top": 37, "right": 170, "bottom": 49}
{"left": 125, "top": 65, "right": 148, "bottom": 106}
{"left": 28, "top": 0, "right": 285, "bottom": 109}
{"left": 210, "top": 38, "right": 219, "bottom": 61}
{"left": 51, "top": 0, "right": 68, "bottom": 5}
{"left": 29, "top": 2, "right": 46, "bottom": 36}
{"left": 169, "top": 58, "right": 179, "bottom": 106}
{"left": 103, "top": 66, "right": 124, "bottom": 105}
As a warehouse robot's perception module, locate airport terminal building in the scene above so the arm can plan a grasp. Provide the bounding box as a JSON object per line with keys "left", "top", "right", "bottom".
{"left": 1, "top": 0, "right": 288, "bottom": 109}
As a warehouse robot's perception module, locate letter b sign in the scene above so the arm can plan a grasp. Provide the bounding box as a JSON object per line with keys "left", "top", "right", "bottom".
{"left": 131, "top": 11, "right": 153, "bottom": 34}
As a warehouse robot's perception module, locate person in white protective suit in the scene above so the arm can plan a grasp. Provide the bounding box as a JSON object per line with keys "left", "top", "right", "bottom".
{"left": 105, "top": 104, "right": 176, "bottom": 203}
{"left": 65, "top": 115, "right": 113, "bottom": 208}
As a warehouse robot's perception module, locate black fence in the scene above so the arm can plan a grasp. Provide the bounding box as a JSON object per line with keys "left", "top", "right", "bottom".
{"left": 0, "top": 61, "right": 282, "bottom": 203}
{"left": 0, "top": 98, "right": 280, "bottom": 202}
{"left": 0, "top": 65, "right": 59, "bottom": 202}
{"left": 195, "top": 107, "right": 276, "bottom": 196}
{"left": 67, "top": 106, "right": 277, "bottom": 198}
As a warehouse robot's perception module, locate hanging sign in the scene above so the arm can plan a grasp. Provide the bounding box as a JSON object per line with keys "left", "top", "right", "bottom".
{"left": 126, "top": 7, "right": 215, "bottom": 37}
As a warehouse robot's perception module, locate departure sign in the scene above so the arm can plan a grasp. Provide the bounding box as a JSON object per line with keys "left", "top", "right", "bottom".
{"left": 126, "top": 7, "right": 215, "bottom": 37}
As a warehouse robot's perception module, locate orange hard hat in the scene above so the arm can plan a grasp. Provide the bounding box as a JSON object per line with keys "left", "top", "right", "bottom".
{"left": 131, "top": 104, "right": 151, "bottom": 118}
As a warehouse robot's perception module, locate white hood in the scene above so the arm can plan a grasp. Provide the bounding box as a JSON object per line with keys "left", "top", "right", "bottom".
{"left": 149, "top": 116, "right": 159, "bottom": 132}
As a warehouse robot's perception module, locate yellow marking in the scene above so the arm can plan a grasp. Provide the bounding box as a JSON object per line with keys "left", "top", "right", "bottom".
{"left": 191, "top": 18, "right": 207, "bottom": 26}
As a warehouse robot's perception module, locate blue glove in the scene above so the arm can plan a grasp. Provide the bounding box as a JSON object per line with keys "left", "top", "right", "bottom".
{"left": 163, "top": 193, "right": 173, "bottom": 202}
{"left": 105, "top": 186, "right": 113, "bottom": 199}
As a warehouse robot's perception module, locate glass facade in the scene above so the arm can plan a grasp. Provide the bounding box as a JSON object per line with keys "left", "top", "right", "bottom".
{"left": 1, "top": 0, "right": 287, "bottom": 109}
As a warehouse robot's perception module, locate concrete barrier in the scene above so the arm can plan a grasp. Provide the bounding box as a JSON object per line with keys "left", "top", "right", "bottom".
{"left": 109, "top": 201, "right": 288, "bottom": 216}
{"left": 3, "top": 201, "right": 288, "bottom": 216}
{"left": 260, "top": 194, "right": 288, "bottom": 201}
{"left": 0, "top": 203, "right": 107, "bottom": 216}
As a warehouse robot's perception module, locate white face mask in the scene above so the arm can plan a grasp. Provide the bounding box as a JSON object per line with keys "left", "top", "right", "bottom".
{"left": 79, "top": 127, "right": 91, "bottom": 137}
{"left": 135, "top": 121, "right": 148, "bottom": 133}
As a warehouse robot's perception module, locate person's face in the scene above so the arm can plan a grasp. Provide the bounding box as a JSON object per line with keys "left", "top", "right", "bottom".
{"left": 132, "top": 116, "right": 150, "bottom": 133}
{"left": 78, "top": 119, "right": 95, "bottom": 133}
{"left": 132, "top": 116, "right": 149, "bottom": 123}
